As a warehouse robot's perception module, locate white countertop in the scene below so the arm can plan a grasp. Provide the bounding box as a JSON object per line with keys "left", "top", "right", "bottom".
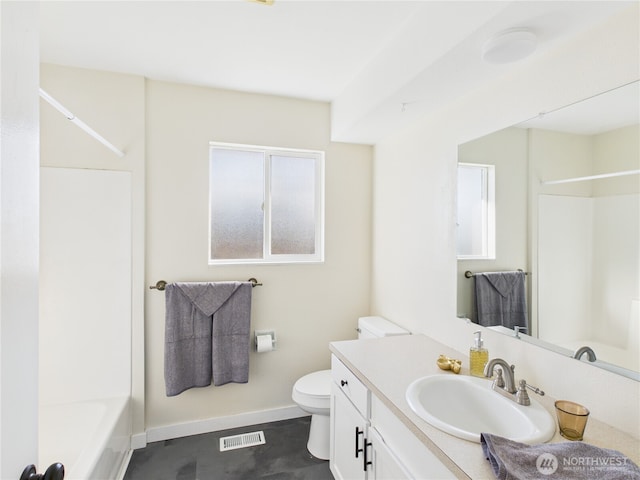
{"left": 329, "top": 334, "right": 640, "bottom": 479}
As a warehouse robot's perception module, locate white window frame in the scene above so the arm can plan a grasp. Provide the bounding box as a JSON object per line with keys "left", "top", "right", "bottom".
{"left": 456, "top": 162, "right": 496, "bottom": 260}
{"left": 209, "top": 141, "right": 325, "bottom": 265}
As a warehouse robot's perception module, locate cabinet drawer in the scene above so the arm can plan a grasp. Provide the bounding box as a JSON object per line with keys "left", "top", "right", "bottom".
{"left": 331, "top": 355, "right": 369, "bottom": 417}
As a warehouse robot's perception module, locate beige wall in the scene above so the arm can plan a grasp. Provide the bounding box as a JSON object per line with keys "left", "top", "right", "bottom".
{"left": 531, "top": 123, "right": 639, "bottom": 198}
{"left": 593, "top": 124, "right": 640, "bottom": 196}
{"left": 372, "top": 4, "right": 640, "bottom": 437}
{"left": 532, "top": 129, "right": 594, "bottom": 196}
{"left": 40, "top": 66, "right": 372, "bottom": 436}
{"left": 145, "top": 80, "right": 372, "bottom": 429}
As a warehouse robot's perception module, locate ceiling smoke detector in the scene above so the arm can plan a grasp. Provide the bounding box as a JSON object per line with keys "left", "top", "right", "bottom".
{"left": 482, "top": 29, "right": 538, "bottom": 64}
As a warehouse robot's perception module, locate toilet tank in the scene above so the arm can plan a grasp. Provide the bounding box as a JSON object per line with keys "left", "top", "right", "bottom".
{"left": 357, "top": 316, "right": 410, "bottom": 339}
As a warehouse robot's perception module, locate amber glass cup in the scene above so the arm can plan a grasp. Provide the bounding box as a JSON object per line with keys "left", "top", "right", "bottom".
{"left": 555, "top": 400, "right": 590, "bottom": 441}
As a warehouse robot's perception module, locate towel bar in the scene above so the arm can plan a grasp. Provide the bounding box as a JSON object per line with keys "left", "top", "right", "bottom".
{"left": 150, "top": 278, "right": 262, "bottom": 291}
{"left": 464, "top": 270, "right": 528, "bottom": 279}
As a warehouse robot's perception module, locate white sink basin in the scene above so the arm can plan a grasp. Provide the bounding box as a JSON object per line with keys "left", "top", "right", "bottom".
{"left": 406, "top": 374, "right": 555, "bottom": 444}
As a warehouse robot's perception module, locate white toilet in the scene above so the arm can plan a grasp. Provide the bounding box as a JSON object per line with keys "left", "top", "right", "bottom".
{"left": 291, "top": 316, "right": 410, "bottom": 460}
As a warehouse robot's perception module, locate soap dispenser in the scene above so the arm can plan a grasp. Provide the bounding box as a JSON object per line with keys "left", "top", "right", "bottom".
{"left": 470, "top": 331, "right": 489, "bottom": 377}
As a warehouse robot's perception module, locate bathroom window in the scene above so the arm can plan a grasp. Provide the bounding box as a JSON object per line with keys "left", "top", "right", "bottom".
{"left": 456, "top": 163, "right": 496, "bottom": 259}
{"left": 209, "top": 142, "right": 324, "bottom": 264}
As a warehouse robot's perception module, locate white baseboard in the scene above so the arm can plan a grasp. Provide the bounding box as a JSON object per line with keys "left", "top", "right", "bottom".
{"left": 142, "top": 404, "right": 307, "bottom": 446}
{"left": 116, "top": 449, "right": 134, "bottom": 480}
{"left": 130, "top": 432, "right": 148, "bottom": 450}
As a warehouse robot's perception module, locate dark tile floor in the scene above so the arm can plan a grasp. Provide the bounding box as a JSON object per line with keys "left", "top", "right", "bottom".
{"left": 123, "top": 417, "right": 334, "bottom": 480}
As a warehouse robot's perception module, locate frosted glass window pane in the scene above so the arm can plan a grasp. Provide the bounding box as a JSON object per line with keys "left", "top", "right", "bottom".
{"left": 209, "top": 142, "right": 324, "bottom": 264}
{"left": 270, "top": 155, "right": 316, "bottom": 255}
{"left": 456, "top": 163, "right": 495, "bottom": 259}
{"left": 457, "top": 165, "right": 484, "bottom": 256}
{"left": 210, "top": 149, "right": 264, "bottom": 259}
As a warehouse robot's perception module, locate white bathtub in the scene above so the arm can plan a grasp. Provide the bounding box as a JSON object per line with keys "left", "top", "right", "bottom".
{"left": 39, "top": 397, "right": 131, "bottom": 480}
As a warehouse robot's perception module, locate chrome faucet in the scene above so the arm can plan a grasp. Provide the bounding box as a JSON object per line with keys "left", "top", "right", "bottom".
{"left": 573, "top": 346, "right": 597, "bottom": 362}
{"left": 514, "top": 326, "right": 523, "bottom": 339}
{"left": 484, "top": 358, "right": 545, "bottom": 406}
{"left": 484, "top": 358, "right": 517, "bottom": 393}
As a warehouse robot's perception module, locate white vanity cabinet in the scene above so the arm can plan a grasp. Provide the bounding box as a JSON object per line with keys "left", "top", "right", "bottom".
{"left": 330, "top": 355, "right": 422, "bottom": 480}
{"left": 330, "top": 380, "right": 369, "bottom": 479}
{"left": 330, "top": 354, "right": 372, "bottom": 479}
{"left": 330, "top": 355, "right": 457, "bottom": 479}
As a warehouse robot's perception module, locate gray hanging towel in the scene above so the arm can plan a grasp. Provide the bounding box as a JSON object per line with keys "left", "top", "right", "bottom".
{"left": 475, "top": 271, "right": 527, "bottom": 331}
{"left": 164, "top": 281, "right": 252, "bottom": 396}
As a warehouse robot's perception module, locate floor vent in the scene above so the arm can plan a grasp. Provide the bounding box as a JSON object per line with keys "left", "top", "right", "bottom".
{"left": 219, "top": 431, "right": 266, "bottom": 452}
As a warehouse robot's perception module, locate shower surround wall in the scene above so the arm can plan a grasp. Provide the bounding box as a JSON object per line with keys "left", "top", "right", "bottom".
{"left": 39, "top": 167, "right": 132, "bottom": 479}
{"left": 538, "top": 193, "right": 640, "bottom": 366}
{"left": 40, "top": 64, "right": 146, "bottom": 471}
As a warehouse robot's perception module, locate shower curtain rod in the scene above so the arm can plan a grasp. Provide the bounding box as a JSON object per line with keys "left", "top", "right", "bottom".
{"left": 541, "top": 169, "right": 640, "bottom": 186}
{"left": 149, "top": 278, "right": 263, "bottom": 291}
{"left": 39, "top": 88, "right": 125, "bottom": 158}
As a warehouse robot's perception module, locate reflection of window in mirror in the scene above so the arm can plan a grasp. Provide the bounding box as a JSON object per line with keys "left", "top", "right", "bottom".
{"left": 457, "top": 163, "right": 495, "bottom": 259}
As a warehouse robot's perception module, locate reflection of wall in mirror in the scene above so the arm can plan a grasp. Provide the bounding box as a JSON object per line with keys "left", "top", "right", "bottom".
{"left": 457, "top": 122, "right": 639, "bottom": 373}
{"left": 457, "top": 127, "right": 528, "bottom": 323}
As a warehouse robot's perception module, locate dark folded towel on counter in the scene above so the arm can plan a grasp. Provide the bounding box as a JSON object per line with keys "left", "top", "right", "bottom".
{"left": 481, "top": 433, "right": 640, "bottom": 480}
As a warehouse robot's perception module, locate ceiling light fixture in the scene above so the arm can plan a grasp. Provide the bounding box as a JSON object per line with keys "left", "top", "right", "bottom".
{"left": 482, "top": 29, "right": 538, "bottom": 64}
{"left": 246, "top": 0, "right": 275, "bottom": 5}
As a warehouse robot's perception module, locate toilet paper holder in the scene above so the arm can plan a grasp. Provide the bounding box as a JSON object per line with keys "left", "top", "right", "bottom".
{"left": 254, "top": 330, "right": 276, "bottom": 352}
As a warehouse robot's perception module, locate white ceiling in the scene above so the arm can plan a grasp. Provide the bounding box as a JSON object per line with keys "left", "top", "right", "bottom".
{"left": 39, "top": 1, "right": 637, "bottom": 144}
{"left": 40, "top": 1, "right": 421, "bottom": 101}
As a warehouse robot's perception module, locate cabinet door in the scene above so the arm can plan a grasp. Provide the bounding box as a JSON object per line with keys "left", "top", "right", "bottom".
{"left": 367, "top": 428, "right": 412, "bottom": 480}
{"left": 371, "top": 395, "right": 456, "bottom": 479}
{"left": 330, "top": 383, "right": 367, "bottom": 480}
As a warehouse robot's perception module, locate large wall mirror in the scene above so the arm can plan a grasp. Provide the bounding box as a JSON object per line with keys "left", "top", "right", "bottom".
{"left": 456, "top": 81, "right": 640, "bottom": 380}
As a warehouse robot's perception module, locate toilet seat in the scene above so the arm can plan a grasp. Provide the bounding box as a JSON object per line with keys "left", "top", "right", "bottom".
{"left": 292, "top": 369, "right": 331, "bottom": 410}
